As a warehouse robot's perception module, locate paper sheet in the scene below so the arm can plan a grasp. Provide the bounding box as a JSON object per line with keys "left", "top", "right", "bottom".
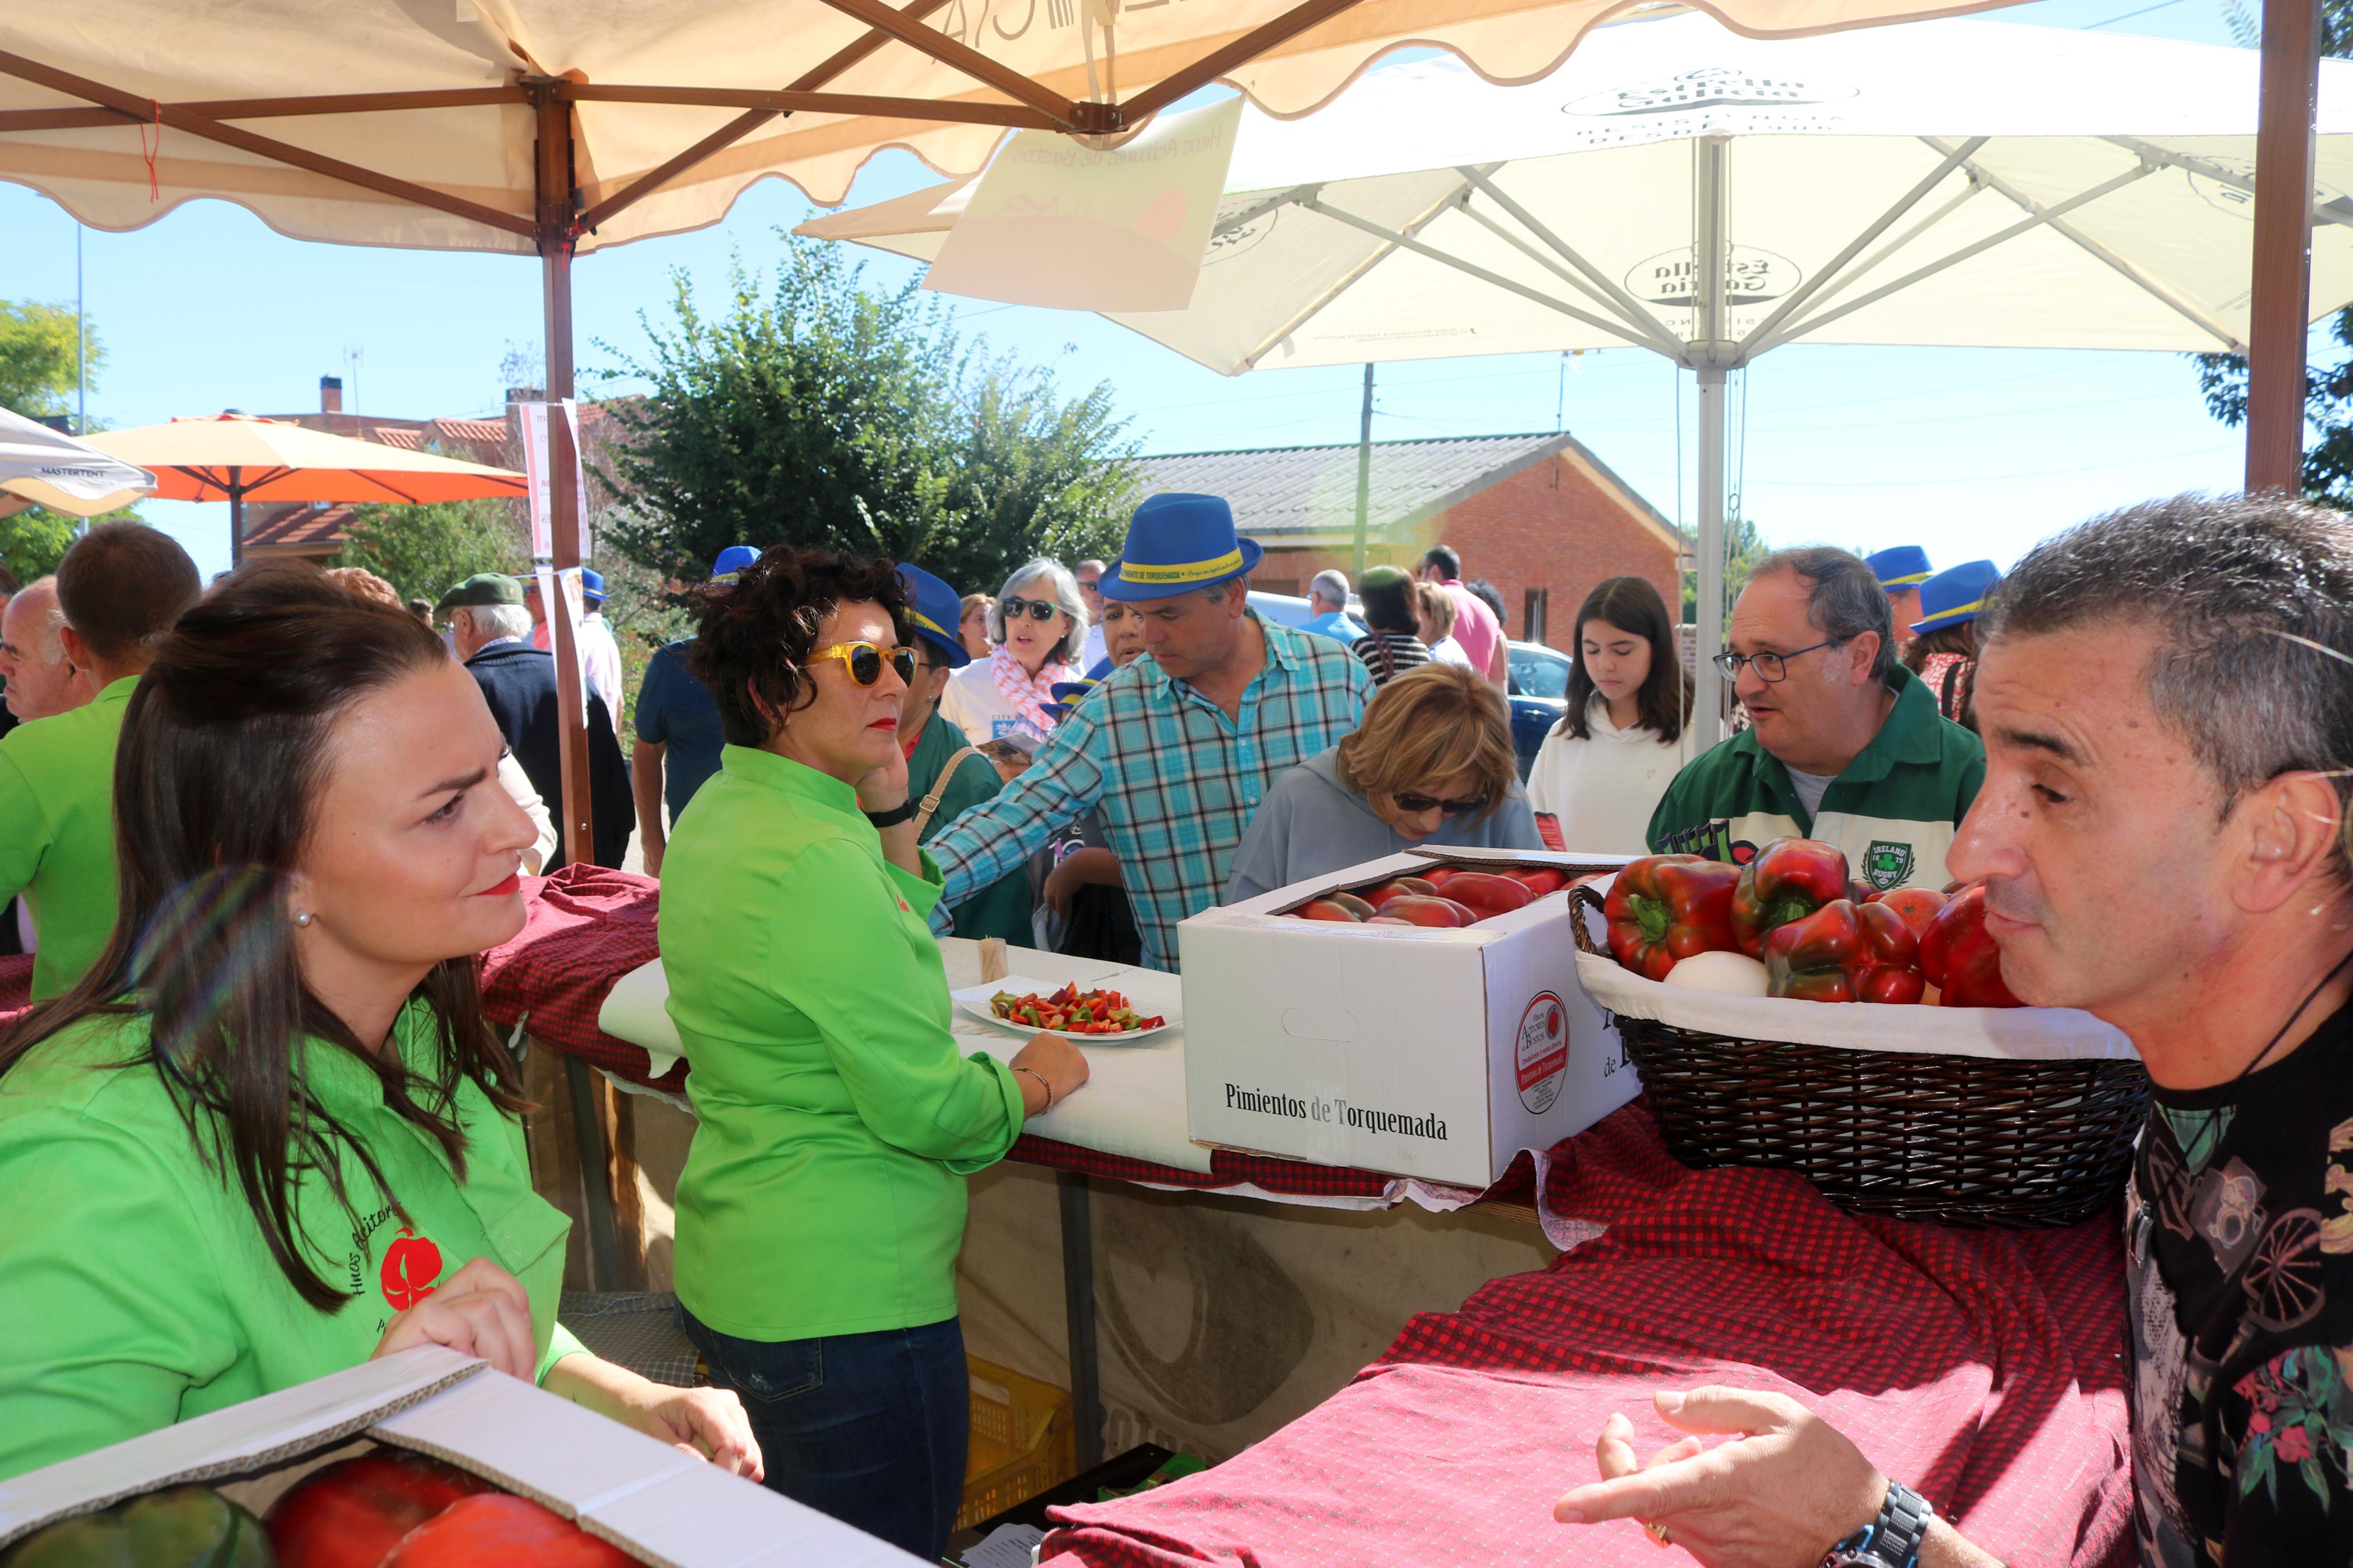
{"left": 960, "top": 1521, "right": 1046, "bottom": 1568}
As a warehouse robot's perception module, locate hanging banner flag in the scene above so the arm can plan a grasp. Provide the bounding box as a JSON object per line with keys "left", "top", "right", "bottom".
{"left": 924, "top": 95, "right": 1243, "bottom": 313}
{"left": 533, "top": 563, "right": 592, "bottom": 721}
{"left": 514, "top": 399, "right": 588, "bottom": 559}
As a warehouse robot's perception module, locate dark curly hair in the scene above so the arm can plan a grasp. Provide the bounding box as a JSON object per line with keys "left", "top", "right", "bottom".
{"left": 689, "top": 546, "right": 911, "bottom": 748}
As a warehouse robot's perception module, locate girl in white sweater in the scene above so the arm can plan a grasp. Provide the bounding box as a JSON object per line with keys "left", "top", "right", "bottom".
{"left": 1524, "top": 575, "right": 1694, "bottom": 854}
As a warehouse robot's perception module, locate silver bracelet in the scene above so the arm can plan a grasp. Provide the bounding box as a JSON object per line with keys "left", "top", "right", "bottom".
{"left": 1013, "top": 1064, "right": 1054, "bottom": 1108}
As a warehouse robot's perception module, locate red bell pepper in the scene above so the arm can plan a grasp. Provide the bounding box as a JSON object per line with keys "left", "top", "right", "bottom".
{"left": 1763, "top": 898, "right": 1925, "bottom": 1004}
{"left": 1918, "top": 883, "right": 2025, "bottom": 1008}
{"left": 1604, "top": 854, "right": 1744, "bottom": 981}
{"left": 1731, "top": 837, "right": 1852, "bottom": 957}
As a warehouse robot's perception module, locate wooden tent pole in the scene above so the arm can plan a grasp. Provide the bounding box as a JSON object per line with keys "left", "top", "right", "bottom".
{"left": 536, "top": 86, "right": 594, "bottom": 869}
{"left": 2247, "top": 0, "right": 2322, "bottom": 493}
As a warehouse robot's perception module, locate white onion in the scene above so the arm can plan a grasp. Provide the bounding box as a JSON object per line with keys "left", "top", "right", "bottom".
{"left": 1662, "top": 951, "right": 1770, "bottom": 995}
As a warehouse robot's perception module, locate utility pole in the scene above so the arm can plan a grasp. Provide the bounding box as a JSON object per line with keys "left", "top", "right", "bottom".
{"left": 74, "top": 224, "right": 86, "bottom": 437}
{"left": 1351, "top": 363, "right": 1374, "bottom": 576}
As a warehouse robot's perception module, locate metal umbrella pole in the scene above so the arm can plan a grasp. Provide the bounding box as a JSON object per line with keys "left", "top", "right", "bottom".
{"left": 1690, "top": 136, "right": 1731, "bottom": 753}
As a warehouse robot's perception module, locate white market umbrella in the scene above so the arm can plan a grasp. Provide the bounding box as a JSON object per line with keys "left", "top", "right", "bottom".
{"left": 801, "top": 13, "right": 2353, "bottom": 746}
{"left": 0, "top": 404, "right": 154, "bottom": 517}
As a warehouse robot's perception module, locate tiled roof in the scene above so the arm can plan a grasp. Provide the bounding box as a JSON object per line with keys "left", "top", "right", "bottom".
{"left": 433, "top": 417, "right": 511, "bottom": 449}
{"left": 368, "top": 426, "right": 426, "bottom": 450}
{"left": 1135, "top": 431, "right": 1671, "bottom": 542}
{"left": 243, "top": 502, "right": 357, "bottom": 554}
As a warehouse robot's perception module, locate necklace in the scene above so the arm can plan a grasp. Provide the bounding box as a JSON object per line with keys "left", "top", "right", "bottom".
{"left": 2169, "top": 944, "right": 2353, "bottom": 1157}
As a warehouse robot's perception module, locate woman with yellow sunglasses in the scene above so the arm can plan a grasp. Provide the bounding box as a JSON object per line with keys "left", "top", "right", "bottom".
{"left": 657, "top": 546, "right": 1089, "bottom": 1562}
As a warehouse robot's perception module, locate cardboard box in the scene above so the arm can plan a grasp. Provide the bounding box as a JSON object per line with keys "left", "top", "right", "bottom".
{"left": 1178, "top": 848, "right": 1639, "bottom": 1187}
{"left": 0, "top": 1345, "right": 925, "bottom": 1567}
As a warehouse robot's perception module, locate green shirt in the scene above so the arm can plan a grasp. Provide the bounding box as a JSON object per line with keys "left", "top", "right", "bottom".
{"left": 0, "top": 1002, "right": 584, "bottom": 1480}
{"left": 0, "top": 677, "right": 135, "bottom": 1000}
{"left": 907, "top": 714, "right": 1031, "bottom": 945}
{"left": 659, "top": 745, "right": 1025, "bottom": 1342}
{"left": 1647, "top": 663, "right": 1986, "bottom": 893}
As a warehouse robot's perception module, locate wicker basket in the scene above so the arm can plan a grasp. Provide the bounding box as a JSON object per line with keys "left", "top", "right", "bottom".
{"left": 1567, "top": 885, "right": 2148, "bottom": 1228}
{"left": 958, "top": 1357, "right": 1077, "bottom": 1530}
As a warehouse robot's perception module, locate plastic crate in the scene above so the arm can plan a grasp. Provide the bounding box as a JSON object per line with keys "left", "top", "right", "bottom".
{"left": 959, "top": 1357, "right": 1076, "bottom": 1531}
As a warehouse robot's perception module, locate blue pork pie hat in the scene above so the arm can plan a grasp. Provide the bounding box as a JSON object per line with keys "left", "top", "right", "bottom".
{"left": 1865, "top": 545, "right": 1933, "bottom": 589}
{"left": 1912, "top": 559, "right": 2001, "bottom": 636}
{"left": 1098, "top": 493, "right": 1263, "bottom": 602}
{"left": 895, "top": 561, "right": 972, "bottom": 669}
{"left": 1046, "top": 677, "right": 1100, "bottom": 724}
{"left": 708, "top": 545, "right": 761, "bottom": 586}
{"left": 578, "top": 567, "right": 608, "bottom": 603}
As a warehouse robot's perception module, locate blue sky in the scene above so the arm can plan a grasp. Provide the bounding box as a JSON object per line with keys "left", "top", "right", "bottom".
{"left": 0, "top": 0, "right": 2276, "bottom": 581}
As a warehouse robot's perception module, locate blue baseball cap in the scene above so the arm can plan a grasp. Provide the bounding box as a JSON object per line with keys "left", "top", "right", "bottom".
{"left": 709, "top": 545, "right": 760, "bottom": 585}
{"left": 895, "top": 561, "right": 971, "bottom": 669}
{"left": 1865, "top": 545, "right": 1933, "bottom": 589}
{"left": 578, "top": 567, "right": 607, "bottom": 603}
{"left": 1911, "top": 560, "right": 2000, "bottom": 636}
{"left": 1098, "top": 493, "right": 1263, "bottom": 602}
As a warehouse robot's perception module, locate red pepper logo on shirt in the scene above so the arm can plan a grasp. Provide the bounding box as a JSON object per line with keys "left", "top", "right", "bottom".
{"left": 380, "top": 1226, "right": 444, "bottom": 1311}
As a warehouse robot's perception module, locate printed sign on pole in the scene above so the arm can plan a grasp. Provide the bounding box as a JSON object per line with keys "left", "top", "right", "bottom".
{"left": 514, "top": 400, "right": 589, "bottom": 559}
{"left": 924, "top": 95, "right": 1243, "bottom": 313}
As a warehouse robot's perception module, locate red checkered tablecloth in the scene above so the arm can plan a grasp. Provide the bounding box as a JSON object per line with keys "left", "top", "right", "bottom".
{"left": 1039, "top": 1100, "right": 2132, "bottom": 1568}
{"left": 0, "top": 953, "right": 33, "bottom": 1025}
{"left": 477, "top": 867, "right": 1447, "bottom": 1203}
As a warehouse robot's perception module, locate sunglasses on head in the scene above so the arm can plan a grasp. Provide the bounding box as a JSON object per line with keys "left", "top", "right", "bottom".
{"left": 809, "top": 641, "right": 917, "bottom": 687}
{"left": 1001, "top": 595, "right": 1062, "bottom": 623}
{"left": 1393, "top": 789, "right": 1487, "bottom": 817}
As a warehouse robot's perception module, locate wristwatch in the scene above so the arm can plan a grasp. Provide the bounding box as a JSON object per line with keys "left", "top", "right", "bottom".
{"left": 1821, "top": 1482, "right": 1934, "bottom": 1568}
{"left": 863, "top": 799, "right": 917, "bottom": 829}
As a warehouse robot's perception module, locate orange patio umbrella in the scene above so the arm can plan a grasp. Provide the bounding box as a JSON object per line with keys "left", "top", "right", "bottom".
{"left": 83, "top": 413, "right": 527, "bottom": 565}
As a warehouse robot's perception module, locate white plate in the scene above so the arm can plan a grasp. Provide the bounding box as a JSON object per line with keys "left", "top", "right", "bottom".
{"left": 950, "top": 975, "right": 1177, "bottom": 1044}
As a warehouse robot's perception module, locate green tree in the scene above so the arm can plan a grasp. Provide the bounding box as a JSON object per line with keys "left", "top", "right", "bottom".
{"left": 0, "top": 507, "right": 80, "bottom": 582}
{"left": 0, "top": 300, "right": 101, "bottom": 423}
{"left": 331, "top": 495, "right": 529, "bottom": 604}
{"left": 1681, "top": 514, "right": 1768, "bottom": 624}
{"left": 599, "top": 236, "right": 1140, "bottom": 595}
{"left": 2196, "top": 0, "right": 2353, "bottom": 502}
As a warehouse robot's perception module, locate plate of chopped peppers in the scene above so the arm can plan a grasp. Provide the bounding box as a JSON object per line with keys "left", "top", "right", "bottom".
{"left": 950, "top": 976, "right": 1175, "bottom": 1043}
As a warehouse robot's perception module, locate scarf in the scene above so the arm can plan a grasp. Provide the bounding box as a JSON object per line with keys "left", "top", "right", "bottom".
{"left": 988, "top": 642, "right": 1074, "bottom": 737}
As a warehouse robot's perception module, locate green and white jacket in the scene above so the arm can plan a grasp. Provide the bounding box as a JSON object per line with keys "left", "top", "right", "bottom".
{"left": 1646, "top": 664, "right": 1985, "bottom": 893}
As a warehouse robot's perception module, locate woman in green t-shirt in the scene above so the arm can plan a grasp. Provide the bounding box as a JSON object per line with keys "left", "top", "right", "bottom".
{"left": 661, "top": 547, "right": 1089, "bottom": 1563}
{"left": 0, "top": 564, "right": 758, "bottom": 1483}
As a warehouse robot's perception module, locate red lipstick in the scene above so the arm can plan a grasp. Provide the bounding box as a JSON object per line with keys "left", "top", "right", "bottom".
{"left": 476, "top": 872, "right": 520, "bottom": 898}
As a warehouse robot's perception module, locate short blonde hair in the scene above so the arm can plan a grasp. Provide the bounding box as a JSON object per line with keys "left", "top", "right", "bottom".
{"left": 1416, "top": 580, "right": 1457, "bottom": 638}
{"left": 325, "top": 566, "right": 403, "bottom": 610}
{"left": 1334, "top": 663, "right": 1517, "bottom": 820}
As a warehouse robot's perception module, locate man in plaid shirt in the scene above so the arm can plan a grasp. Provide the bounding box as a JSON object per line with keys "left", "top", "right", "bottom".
{"left": 928, "top": 495, "right": 1371, "bottom": 970}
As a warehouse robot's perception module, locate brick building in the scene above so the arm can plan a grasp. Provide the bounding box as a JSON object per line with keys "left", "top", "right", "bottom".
{"left": 1135, "top": 431, "right": 1683, "bottom": 650}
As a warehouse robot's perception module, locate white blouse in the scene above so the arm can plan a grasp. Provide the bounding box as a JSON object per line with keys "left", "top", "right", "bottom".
{"left": 1524, "top": 695, "right": 1695, "bottom": 856}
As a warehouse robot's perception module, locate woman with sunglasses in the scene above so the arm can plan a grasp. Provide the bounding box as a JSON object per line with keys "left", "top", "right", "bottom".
{"left": 1225, "top": 663, "right": 1542, "bottom": 902}
{"left": 939, "top": 559, "right": 1089, "bottom": 747}
{"left": 660, "top": 546, "right": 1089, "bottom": 1563}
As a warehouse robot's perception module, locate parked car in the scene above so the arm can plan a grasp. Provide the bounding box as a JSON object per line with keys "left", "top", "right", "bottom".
{"left": 1504, "top": 639, "right": 1571, "bottom": 778}
{"left": 1246, "top": 589, "right": 1315, "bottom": 628}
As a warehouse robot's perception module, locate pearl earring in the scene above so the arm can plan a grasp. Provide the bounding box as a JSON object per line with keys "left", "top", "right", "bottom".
{"left": 293, "top": 911, "right": 314, "bottom": 928}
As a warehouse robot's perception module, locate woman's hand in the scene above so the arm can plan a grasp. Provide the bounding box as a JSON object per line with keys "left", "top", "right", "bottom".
{"left": 542, "top": 1356, "right": 764, "bottom": 1480}
{"left": 1010, "top": 1032, "right": 1090, "bottom": 1115}
{"left": 855, "top": 745, "right": 910, "bottom": 815}
{"left": 371, "top": 1257, "right": 538, "bottom": 1381}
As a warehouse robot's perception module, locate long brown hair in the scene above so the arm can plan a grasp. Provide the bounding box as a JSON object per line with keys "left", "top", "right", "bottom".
{"left": 0, "top": 563, "right": 526, "bottom": 1312}
{"left": 1556, "top": 575, "right": 1691, "bottom": 743}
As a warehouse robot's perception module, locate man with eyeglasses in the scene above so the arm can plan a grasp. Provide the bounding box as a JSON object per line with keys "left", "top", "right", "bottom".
{"left": 1646, "top": 546, "right": 1983, "bottom": 893}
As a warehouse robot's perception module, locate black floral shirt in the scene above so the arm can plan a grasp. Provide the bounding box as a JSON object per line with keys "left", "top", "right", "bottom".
{"left": 2128, "top": 1002, "right": 2353, "bottom": 1566}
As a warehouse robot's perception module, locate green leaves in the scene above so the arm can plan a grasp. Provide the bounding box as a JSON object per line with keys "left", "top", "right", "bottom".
{"left": 331, "top": 495, "right": 528, "bottom": 605}
{"left": 597, "top": 236, "right": 1141, "bottom": 598}
{"left": 0, "top": 299, "right": 100, "bottom": 422}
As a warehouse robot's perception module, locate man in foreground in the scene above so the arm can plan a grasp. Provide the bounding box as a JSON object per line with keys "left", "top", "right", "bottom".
{"left": 1557, "top": 493, "right": 2353, "bottom": 1565}
{"left": 442, "top": 572, "right": 633, "bottom": 871}
{"left": 927, "top": 494, "right": 1370, "bottom": 970}
{"left": 0, "top": 524, "right": 201, "bottom": 999}
{"left": 1649, "top": 547, "right": 1982, "bottom": 893}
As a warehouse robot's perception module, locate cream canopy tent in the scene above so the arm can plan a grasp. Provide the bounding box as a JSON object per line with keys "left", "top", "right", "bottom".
{"left": 83, "top": 415, "right": 529, "bottom": 566}
{"left": 803, "top": 13, "right": 2353, "bottom": 745}
{"left": 0, "top": 406, "right": 152, "bottom": 517}
{"left": 0, "top": 0, "right": 2059, "bottom": 870}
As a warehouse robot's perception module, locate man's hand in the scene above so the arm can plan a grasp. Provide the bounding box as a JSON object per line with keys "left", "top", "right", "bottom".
{"left": 1554, "top": 1388, "right": 1883, "bottom": 1567}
